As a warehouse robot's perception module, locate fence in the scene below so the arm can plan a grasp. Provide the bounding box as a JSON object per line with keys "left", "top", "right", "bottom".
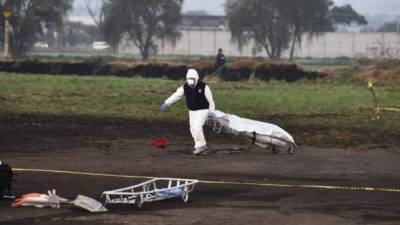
{"left": 118, "top": 30, "right": 400, "bottom": 59}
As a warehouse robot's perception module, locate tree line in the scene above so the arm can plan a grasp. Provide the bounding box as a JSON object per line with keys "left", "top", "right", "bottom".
{"left": 226, "top": 0, "right": 367, "bottom": 59}
{"left": 0, "top": 0, "right": 367, "bottom": 60}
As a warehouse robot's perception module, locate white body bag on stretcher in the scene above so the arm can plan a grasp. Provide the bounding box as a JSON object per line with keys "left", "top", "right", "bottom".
{"left": 207, "top": 111, "right": 297, "bottom": 154}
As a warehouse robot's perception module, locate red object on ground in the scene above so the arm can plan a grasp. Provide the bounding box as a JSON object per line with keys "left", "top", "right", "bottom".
{"left": 153, "top": 138, "right": 168, "bottom": 149}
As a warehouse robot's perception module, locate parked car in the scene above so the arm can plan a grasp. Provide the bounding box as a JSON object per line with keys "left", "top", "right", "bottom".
{"left": 92, "top": 42, "right": 111, "bottom": 50}
{"left": 34, "top": 42, "right": 49, "bottom": 48}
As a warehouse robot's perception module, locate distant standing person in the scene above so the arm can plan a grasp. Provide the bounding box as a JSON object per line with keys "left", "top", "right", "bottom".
{"left": 214, "top": 48, "right": 228, "bottom": 76}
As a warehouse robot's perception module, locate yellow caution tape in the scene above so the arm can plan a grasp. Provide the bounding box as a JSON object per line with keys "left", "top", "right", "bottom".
{"left": 13, "top": 168, "right": 400, "bottom": 194}
{"left": 368, "top": 81, "right": 373, "bottom": 89}
{"left": 379, "top": 107, "right": 400, "bottom": 112}
{"left": 367, "top": 81, "right": 400, "bottom": 116}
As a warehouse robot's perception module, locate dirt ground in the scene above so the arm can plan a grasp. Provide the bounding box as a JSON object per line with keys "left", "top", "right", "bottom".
{"left": 0, "top": 115, "right": 399, "bottom": 225}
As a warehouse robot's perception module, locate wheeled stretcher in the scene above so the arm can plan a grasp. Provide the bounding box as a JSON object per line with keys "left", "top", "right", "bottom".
{"left": 207, "top": 110, "right": 297, "bottom": 154}
{"left": 101, "top": 178, "right": 199, "bottom": 209}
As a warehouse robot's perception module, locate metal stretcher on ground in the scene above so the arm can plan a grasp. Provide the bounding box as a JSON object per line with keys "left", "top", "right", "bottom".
{"left": 101, "top": 178, "right": 199, "bottom": 209}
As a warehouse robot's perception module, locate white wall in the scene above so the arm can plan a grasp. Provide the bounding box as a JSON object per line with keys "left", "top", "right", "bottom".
{"left": 119, "top": 30, "right": 400, "bottom": 59}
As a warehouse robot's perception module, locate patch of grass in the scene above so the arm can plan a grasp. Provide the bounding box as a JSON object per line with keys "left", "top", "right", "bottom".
{"left": 0, "top": 72, "right": 399, "bottom": 146}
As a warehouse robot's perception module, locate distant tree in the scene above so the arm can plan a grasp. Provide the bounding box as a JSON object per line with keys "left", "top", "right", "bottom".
{"left": 59, "top": 21, "right": 102, "bottom": 47}
{"left": 226, "top": 0, "right": 291, "bottom": 59}
{"left": 330, "top": 4, "right": 368, "bottom": 26}
{"left": 0, "top": 0, "right": 73, "bottom": 55}
{"left": 99, "top": 0, "right": 183, "bottom": 61}
{"left": 86, "top": 0, "right": 109, "bottom": 45}
{"left": 87, "top": 0, "right": 124, "bottom": 53}
{"left": 377, "top": 21, "right": 399, "bottom": 32}
{"left": 226, "top": 0, "right": 333, "bottom": 59}
{"left": 284, "top": 0, "right": 333, "bottom": 60}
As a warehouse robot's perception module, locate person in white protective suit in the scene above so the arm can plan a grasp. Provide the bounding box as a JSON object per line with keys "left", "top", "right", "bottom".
{"left": 161, "top": 69, "right": 216, "bottom": 155}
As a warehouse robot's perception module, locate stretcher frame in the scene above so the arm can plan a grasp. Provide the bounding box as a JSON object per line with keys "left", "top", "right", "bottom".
{"left": 207, "top": 117, "right": 297, "bottom": 154}
{"left": 101, "top": 178, "right": 199, "bottom": 209}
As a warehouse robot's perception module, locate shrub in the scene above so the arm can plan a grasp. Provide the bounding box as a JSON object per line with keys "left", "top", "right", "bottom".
{"left": 221, "top": 59, "right": 257, "bottom": 81}
{"left": 375, "top": 59, "right": 400, "bottom": 70}
{"left": 357, "top": 67, "right": 400, "bottom": 82}
{"left": 192, "top": 60, "right": 215, "bottom": 79}
{"left": 354, "top": 57, "right": 375, "bottom": 66}
{"left": 0, "top": 59, "right": 325, "bottom": 82}
{"left": 255, "top": 62, "right": 317, "bottom": 82}
{"left": 334, "top": 56, "right": 352, "bottom": 65}
{"left": 163, "top": 63, "right": 188, "bottom": 80}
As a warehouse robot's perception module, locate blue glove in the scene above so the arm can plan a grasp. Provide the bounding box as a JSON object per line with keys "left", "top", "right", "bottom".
{"left": 208, "top": 111, "right": 216, "bottom": 118}
{"left": 160, "top": 103, "right": 169, "bottom": 111}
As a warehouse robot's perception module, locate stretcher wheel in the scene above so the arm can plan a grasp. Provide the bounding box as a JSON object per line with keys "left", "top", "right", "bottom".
{"left": 135, "top": 195, "right": 143, "bottom": 209}
{"left": 100, "top": 195, "right": 107, "bottom": 206}
{"left": 271, "top": 145, "right": 280, "bottom": 154}
{"left": 288, "top": 145, "right": 295, "bottom": 155}
{"left": 181, "top": 191, "right": 189, "bottom": 203}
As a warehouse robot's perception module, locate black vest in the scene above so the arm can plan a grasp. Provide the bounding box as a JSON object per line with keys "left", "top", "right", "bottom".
{"left": 184, "top": 81, "right": 210, "bottom": 111}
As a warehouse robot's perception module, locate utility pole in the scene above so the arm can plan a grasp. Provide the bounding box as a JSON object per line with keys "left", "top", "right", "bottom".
{"left": 3, "top": 10, "right": 12, "bottom": 59}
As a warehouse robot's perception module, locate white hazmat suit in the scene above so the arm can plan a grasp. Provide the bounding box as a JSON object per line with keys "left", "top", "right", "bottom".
{"left": 163, "top": 69, "right": 215, "bottom": 155}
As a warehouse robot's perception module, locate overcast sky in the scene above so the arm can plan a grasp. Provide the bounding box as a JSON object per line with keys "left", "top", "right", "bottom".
{"left": 71, "top": 0, "right": 400, "bottom": 23}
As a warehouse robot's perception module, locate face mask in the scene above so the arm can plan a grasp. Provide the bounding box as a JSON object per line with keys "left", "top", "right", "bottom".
{"left": 187, "top": 79, "right": 195, "bottom": 87}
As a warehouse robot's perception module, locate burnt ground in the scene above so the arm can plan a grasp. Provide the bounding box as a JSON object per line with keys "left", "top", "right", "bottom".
{"left": 0, "top": 114, "right": 399, "bottom": 225}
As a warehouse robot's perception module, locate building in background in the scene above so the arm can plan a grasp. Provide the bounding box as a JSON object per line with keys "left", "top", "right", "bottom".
{"left": 181, "top": 12, "right": 227, "bottom": 30}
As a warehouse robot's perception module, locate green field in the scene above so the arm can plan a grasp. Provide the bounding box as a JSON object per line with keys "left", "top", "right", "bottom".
{"left": 0, "top": 72, "right": 399, "bottom": 145}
